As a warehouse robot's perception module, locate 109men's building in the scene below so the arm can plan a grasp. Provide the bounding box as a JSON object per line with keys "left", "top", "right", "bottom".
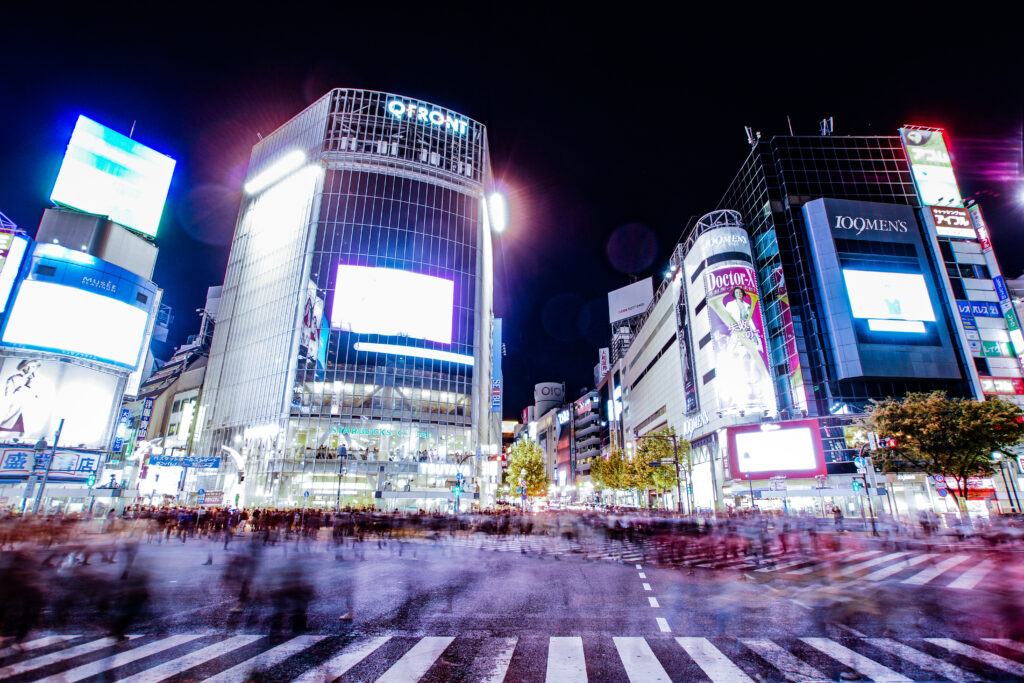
{"left": 195, "top": 89, "right": 502, "bottom": 509}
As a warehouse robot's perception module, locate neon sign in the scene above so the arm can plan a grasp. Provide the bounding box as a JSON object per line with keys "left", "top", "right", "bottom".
{"left": 386, "top": 100, "right": 469, "bottom": 136}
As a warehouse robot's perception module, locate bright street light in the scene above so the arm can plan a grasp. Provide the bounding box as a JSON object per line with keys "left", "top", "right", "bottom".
{"left": 488, "top": 192, "right": 507, "bottom": 233}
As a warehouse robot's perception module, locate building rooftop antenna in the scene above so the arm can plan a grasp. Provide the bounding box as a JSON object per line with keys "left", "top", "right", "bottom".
{"left": 819, "top": 116, "right": 834, "bottom": 136}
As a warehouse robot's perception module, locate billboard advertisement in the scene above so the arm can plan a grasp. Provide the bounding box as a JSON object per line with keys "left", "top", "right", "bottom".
{"left": 899, "top": 128, "right": 963, "bottom": 207}
{"left": 770, "top": 266, "right": 807, "bottom": 411}
{"left": 842, "top": 269, "right": 937, "bottom": 334}
{"left": 0, "top": 232, "right": 28, "bottom": 314}
{"left": 704, "top": 264, "right": 775, "bottom": 412}
{"left": 0, "top": 446, "right": 98, "bottom": 480}
{"left": 727, "top": 419, "right": 827, "bottom": 480}
{"left": 929, "top": 206, "right": 975, "bottom": 239}
{"left": 332, "top": 265, "right": 454, "bottom": 344}
{"left": 608, "top": 277, "right": 654, "bottom": 324}
{"left": 0, "top": 356, "right": 121, "bottom": 450}
{"left": 299, "top": 280, "right": 325, "bottom": 360}
{"left": 49, "top": 115, "right": 176, "bottom": 239}
{"left": 491, "top": 318, "right": 502, "bottom": 413}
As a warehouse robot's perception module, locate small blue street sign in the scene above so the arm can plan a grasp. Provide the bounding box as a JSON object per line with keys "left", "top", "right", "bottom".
{"left": 304, "top": 491, "right": 310, "bottom": 498}
{"left": 198, "top": 488, "right": 205, "bottom": 496}
{"left": 853, "top": 456, "right": 865, "bottom": 468}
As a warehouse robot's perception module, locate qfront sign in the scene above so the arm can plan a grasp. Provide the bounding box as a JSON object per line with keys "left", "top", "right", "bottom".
{"left": 386, "top": 100, "right": 469, "bottom": 136}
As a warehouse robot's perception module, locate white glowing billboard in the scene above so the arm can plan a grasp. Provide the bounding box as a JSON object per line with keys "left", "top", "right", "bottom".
{"left": 728, "top": 419, "right": 827, "bottom": 480}
{"left": 2, "top": 280, "right": 150, "bottom": 367}
{"left": 842, "top": 269, "right": 935, "bottom": 333}
{"left": 332, "top": 265, "right": 454, "bottom": 344}
{"left": 50, "top": 116, "right": 176, "bottom": 238}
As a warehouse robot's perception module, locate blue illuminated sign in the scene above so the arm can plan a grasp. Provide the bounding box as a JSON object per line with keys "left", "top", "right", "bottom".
{"left": 957, "top": 300, "right": 1002, "bottom": 319}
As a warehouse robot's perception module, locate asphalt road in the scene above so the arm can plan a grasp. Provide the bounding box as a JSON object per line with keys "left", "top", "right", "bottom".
{"left": 3, "top": 533, "right": 1024, "bottom": 681}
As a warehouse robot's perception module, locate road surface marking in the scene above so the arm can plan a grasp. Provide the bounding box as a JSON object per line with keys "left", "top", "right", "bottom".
{"left": 53, "top": 633, "right": 206, "bottom": 683}
{"left": 204, "top": 635, "right": 327, "bottom": 683}
{"left": 0, "top": 636, "right": 131, "bottom": 678}
{"left": 800, "top": 637, "right": 911, "bottom": 682}
{"left": 926, "top": 638, "right": 1024, "bottom": 677}
{"left": 117, "top": 634, "right": 262, "bottom": 683}
{"left": 791, "top": 550, "right": 881, "bottom": 574}
{"left": 948, "top": 559, "right": 995, "bottom": 590}
{"left": 546, "top": 636, "right": 587, "bottom": 683}
{"left": 656, "top": 617, "right": 671, "bottom": 632}
{"left": 983, "top": 638, "right": 1024, "bottom": 653}
{"left": 0, "top": 634, "right": 78, "bottom": 659}
{"left": 638, "top": 572, "right": 646, "bottom": 578}
{"left": 741, "top": 639, "right": 827, "bottom": 682}
{"left": 478, "top": 637, "right": 517, "bottom": 683}
{"left": 642, "top": 583, "right": 652, "bottom": 591}
{"left": 377, "top": 636, "right": 454, "bottom": 683}
{"left": 902, "top": 555, "right": 970, "bottom": 585}
{"left": 614, "top": 637, "right": 670, "bottom": 683}
{"left": 863, "top": 554, "right": 937, "bottom": 582}
{"left": 648, "top": 597, "right": 659, "bottom": 607}
{"left": 636, "top": 564, "right": 642, "bottom": 569}
{"left": 676, "top": 637, "right": 754, "bottom": 682}
{"left": 866, "top": 638, "right": 979, "bottom": 682}
{"left": 293, "top": 636, "right": 391, "bottom": 683}
{"left": 837, "top": 552, "right": 910, "bottom": 577}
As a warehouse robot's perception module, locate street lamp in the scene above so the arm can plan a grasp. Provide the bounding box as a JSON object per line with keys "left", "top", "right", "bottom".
{"left": 488, "top": 192, "right": 507, "bottom": 234}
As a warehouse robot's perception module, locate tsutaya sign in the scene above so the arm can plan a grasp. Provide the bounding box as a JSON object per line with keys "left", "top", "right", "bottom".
{"left": 386, "top": 99, "right": 469, "bottom": 136}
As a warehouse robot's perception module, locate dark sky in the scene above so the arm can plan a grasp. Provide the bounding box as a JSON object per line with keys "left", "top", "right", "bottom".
{"left": 3, "top": 8, "right": 1024, "bottom": 418}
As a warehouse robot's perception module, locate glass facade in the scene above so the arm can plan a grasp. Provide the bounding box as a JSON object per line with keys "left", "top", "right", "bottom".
{"left": 197, "top": 89, "right": 495, "bottom": 508}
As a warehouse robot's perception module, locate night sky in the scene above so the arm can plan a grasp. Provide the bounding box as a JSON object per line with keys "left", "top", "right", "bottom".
{"left": 3, "top": 9, "right": 1023, "bottom": 418}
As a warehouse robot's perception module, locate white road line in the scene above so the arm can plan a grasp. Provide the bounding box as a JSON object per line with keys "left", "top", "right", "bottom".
{"left": 866, "top": 638, "right": 979, "bottom": 682}
{"left": 837, "top": 552, "right": 910, "bottom": 577}
{"left": 117, "top": 634, "right": 262, "bottom": 683}
{"left": 791, "top": 550, "right": 881, "bottom": 574}
{"left": 983, "top": 638, "right": 1024, "bottom": 654}
{"left": 863, "top": 554, "right": 937, "bottom": 582}
{"left": 614, "top": 637, "right": 670, "bottom": 683}
{"left": 0, "top": 634, "right": 78, "bottom": 659}
{"left": 0, "top": 636, "right": 128, "bottom": 678}
{"left": 926, "top": 638, "right": 1024, "bottom": 677}
{"left": 638, "top": 572, "right": 646, "bottom": 578}
{"left": 800, "top": 637, "right": 911, "bottom": 682}
{"left": 478, "top": 637, "right": 517, "bottom": 683}
{"left": 292, "top": 636, "right": 391, "bottom": 683}
{"left": 546, "top": 636, "right": 587, "bottom": 683}
{"left": 741, "top": 638, "right": 827, "bottom": 682}
{"left": 377, "top": 636, "right": 454, "bottom": 683}
{"left": 676, "top": 637, "right": 754, "bottom": 683}
{"left": 204, "top": 635, "right": 326, "bottom": 683}
{"left": 636, "top": 564, "right": 642, "bottom": 569}
{"left": 52, "top": 633, "right": 206, "bottom": 683}
{"left": 948, "top": 558, "right": 995, "bottom": 589}
{"left": 642, "top": 583, "right": 652, "bottom": 591}
{"left": 648, "top": 597, "right": 659, "bottom": 607}
{"left": 656, "top": 617, "right": 671, "bottom": 632}
{"left": 902, "top": 555, "right": 970, "bottom": 585}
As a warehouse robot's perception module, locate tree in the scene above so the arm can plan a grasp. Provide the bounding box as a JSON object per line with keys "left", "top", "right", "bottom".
{"left": 628, "top": 427, "right": 690, "bottom": 508}
{"left": 590, "top": 449, "right": 626, "bottom": 491}
{"left": 504, "top": 438, "right": 549, "bottom": 497}
{"left": 860, "top": 391, "right": 1024, "bottom": 502}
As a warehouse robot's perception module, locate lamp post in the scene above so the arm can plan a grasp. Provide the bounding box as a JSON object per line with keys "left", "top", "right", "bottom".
{"left": 634, "top": 429, "right": 686, "bottom": 513}
{"left": 519, "top": 467, "right": 527, "bottom": 512}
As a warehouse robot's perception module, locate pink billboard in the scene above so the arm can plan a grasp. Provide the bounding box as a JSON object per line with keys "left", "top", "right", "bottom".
{"left": 704, "top": 264, "right": 774, "bottom": 412}
{"left": 770, "top": 266, "right": 808, "bottom": 410}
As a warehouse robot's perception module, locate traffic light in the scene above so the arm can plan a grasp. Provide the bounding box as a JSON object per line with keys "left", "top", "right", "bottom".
{"left": 86, "top": 473, "right": 96, "bottom": 487}
{"left": 453, "top": 485, "right": 462, "bottom": 496}
{"left": 851, "top": 480, "right": 863, "bottom": 492}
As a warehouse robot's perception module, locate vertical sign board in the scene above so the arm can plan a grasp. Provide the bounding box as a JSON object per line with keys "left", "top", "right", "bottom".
{"left": 136, "top": 397, "right": 154, "bottom": 443}
{"left": 491, "top": 318, "right": 502, "bottom": 413}
{"left": 968, "top": 203, "right": 1024, "bottom": 375}
{"left": 111, "top": 408, "right": 130, "bottom": 452}
{"left": 770, "top": 266, "right": 808, "bottom": 411}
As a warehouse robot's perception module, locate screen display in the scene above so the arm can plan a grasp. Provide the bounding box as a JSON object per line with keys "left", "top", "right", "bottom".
{"left": 332, "top": 265, "right": 454, "bottom": 344}
{"left": 734, "top": 427, "right": 817, "bottom": 474}
{"left": 842, "top": 270, "right": 936, "bottom": 329}
{"left": 0, "top": 356, "right": 120, "bottom": 449}
{"left": 50, "top": 115, "right": 176, "bottom": 238}
{"left": 2, "top": 280, "right": 150, "bottom": 367}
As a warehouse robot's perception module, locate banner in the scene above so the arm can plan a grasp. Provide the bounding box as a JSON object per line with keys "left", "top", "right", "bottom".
{"left": 136, "top": 397, "right": 154, "bottom": 443}
{"left": 148, "top": 454, "right": 220, "bottom": 468}
{"left": 0, "top": 447, "right": 98, "bottom": 478}
{"left": 704, "top": 265, "right": 774, "bottom": 412}
{"left": 771, "top": 266, "right": 807, "bottom": 410}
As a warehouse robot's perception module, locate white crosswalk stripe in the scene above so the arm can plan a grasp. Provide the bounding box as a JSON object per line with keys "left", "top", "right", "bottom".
{"left": 902, "top": 554, "right": 970, "bottom": 585}
{"left": 5, "top": 631, "right": 1022, "bottom": 682}
{"left": 948, "top": 558, "right": 995, "bottom": 590}
{"left": 292, "top": 636, "right": 391, "bottom": 683}
{"left": 801, "top": 637, "right": 912, "bottom": 682}
{"left": 791, "top": 549, "right": 882, "bottom": 575}
{"left": 0, "top": 634, "right": 78, "bottom": 659}
{"left": 676, "top": 637, "right": 754, "bottom": 683}
{"left": 925, "top": 637, "right": 1024, "bottom": 677}
{"left": 614, "top": 637, "right": 670, "bottom": 683}
{"left": 117, "top": 634, "right": 262, "bottom": 683}
{"left": 741, "top": 638, "right": 828, "bottom": 682}
{"left": 866, "top": 638, "right": 980, "bottom": 682}
{"left": 204, "top": 635, "right": 327, "bottom": 683}
{"left": 377, "top": 636, "right": 453, "bottom": 683}
{"left": 44, "top": 633, "right": 206, "bottom": 683}
{"left": 547, "top": 636, "right": 587, "bottom": 683}
{"left": 837, "top": 551, "right": 910, "bottom": 577}
{"left": 862, "top": 553, "right": 938, "bottom": 582}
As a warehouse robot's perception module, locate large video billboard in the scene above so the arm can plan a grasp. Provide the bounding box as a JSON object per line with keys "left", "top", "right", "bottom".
{"left": 608, "top": 277, "right": 654, "bottom": 324}
{"left": 0, "top": 244, "right": 156, "bottom": 369}
{"left": 332, "top": 265, "right": 454, "bottom": 344}
{"left": 50, "top": 115, "right": 176, "bottom": 239}
{"left": 0, "top": 356, "right": 121, "bottom": 449}
{"left": 0, "top": 232, "right": 28, "bottom": 314}
{"left": 842, "top": 269, "right": 937, "bottom": 333}
{"left": 727, "top": 419, "right": 827, "bottom": 480}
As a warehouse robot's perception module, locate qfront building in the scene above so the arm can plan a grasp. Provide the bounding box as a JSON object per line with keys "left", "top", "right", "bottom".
{"left": 195, "top": 89, "right": 502, "bottom": 509}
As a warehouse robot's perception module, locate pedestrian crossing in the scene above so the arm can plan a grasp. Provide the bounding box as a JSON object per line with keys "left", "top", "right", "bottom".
{"left": 3, "top": 631, "right": 1024, "bottom": 682}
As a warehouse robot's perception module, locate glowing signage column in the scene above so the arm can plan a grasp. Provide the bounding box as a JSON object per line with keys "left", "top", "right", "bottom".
{"left": 968, "top": 203, "right": 1024, "bottom": 375}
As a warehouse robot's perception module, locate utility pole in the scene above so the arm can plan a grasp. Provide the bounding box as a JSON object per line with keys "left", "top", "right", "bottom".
{"left": 33, "top": 418, "right": 64, "bottom": 515}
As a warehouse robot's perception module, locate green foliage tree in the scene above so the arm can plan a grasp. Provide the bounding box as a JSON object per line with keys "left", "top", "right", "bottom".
{"left": 590, "top": 449, "right": 626, "bottom": 491}
{"left": 504, "top": 438, "right": 550, "bottom": 497}
{"left": 860, "top": 391, "right": 1024, "bottom": 501}
{"left": 627, "top": 427, "right": 691, "bottom": 507}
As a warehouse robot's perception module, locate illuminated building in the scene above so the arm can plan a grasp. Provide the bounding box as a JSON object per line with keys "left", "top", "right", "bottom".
{"left": 195, "top": 89, "right": 501, "bottom": 509}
